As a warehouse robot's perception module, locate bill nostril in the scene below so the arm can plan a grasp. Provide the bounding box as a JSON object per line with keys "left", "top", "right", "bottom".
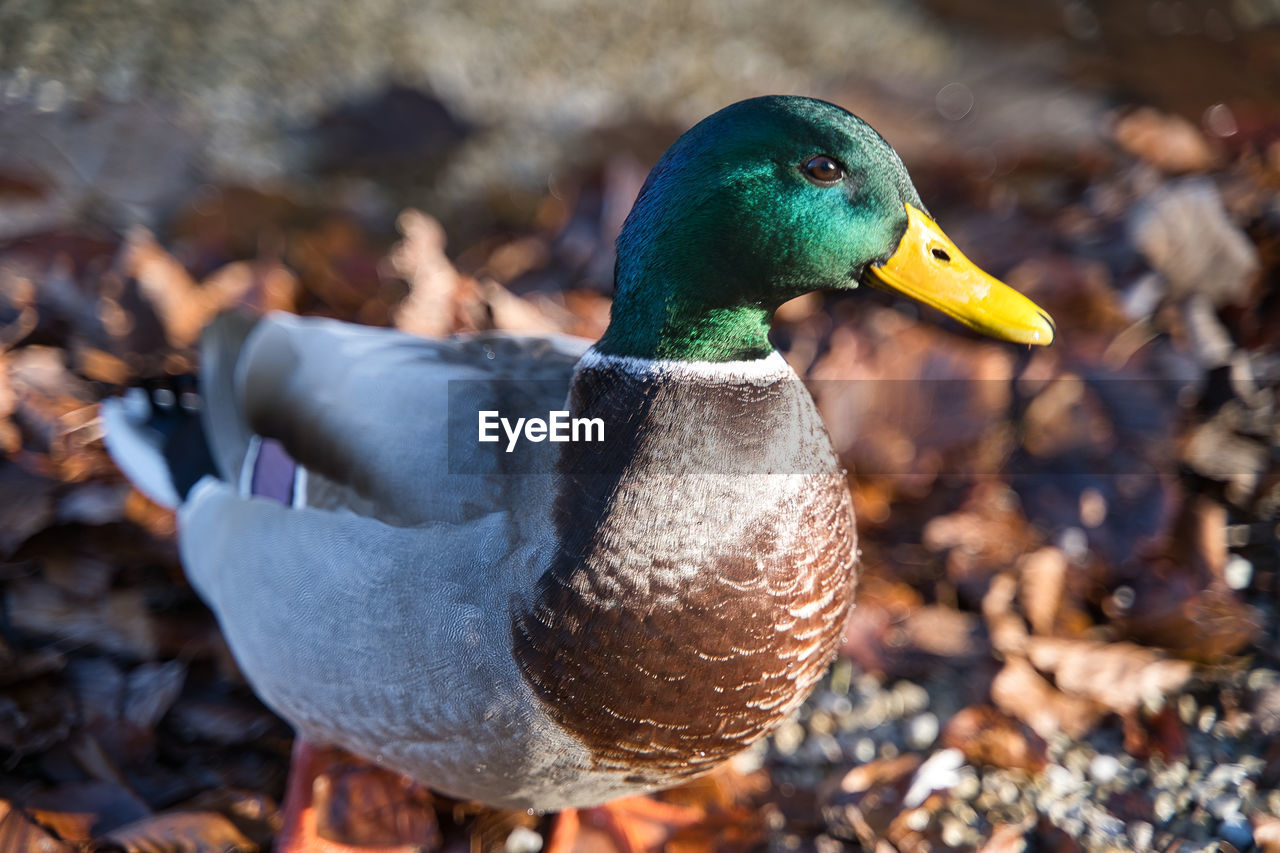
{"left": 931, "top": 247, "right": 951, "bottom": 262}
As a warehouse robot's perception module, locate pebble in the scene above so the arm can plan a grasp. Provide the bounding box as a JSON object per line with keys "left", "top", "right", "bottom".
{"left": 939, "top": 815, "right": 968, "bottom": 848}
{"left": 1128, "top": 820, "right": 1154, "bottom": 852}
{"left": 1197, "top": 707, "right": 1217, "bottom": 733}
{"left": 1248, "top": 669, "right": 1278, "bottom": 690}
{"left": 773, "top": 720, "right": 804, "bottom": 756}
{"left": 951, "top": 801, "right": 978, "bottom": 827}
{"left": 953, "top": 771, "right": 981, "bottom": 801}
{"left": 1178, "top": 694, "right": 1198, "bottom": 724}
{"left": 1220, "top": 814, "right": 1253, "bottom": 849}
{"left": 907, "top": 712, "right": 939, "bottom": 749}
{"left": 894, "top": 681, "right": 930, "bottom": 715}
{"left": 904, "top": 748, "right": 964, "bottom": 808}
{"left": 776, "top": 633, "right": 1280, "bottom": 852}
{"left": 807, "top": 732, "right": 843, "bottom": 763}
{"left": 1224, "top": 554, "right": 1253, "bottom": 589}
{"left": 1045, "top": 764, "right": 1079, "bottom": 795}
{"left": 1206, "top": 793, "right": 1241, "bottom": 820}
{"left": 505, "top": 826, "right": 543, "bottom": 853}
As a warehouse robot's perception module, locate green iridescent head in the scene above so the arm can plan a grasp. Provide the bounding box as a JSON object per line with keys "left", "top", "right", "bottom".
{"left": 597, "top": 95, "right": 1053, "bottom": 362}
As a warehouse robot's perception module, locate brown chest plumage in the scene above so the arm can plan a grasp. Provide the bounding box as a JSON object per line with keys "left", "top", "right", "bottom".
{"left": 512, "top": 356, "right": 857, "bottom": 783}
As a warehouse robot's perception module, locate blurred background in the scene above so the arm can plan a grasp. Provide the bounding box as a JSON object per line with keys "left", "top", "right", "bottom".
{"left": 1, "top": 1, "right": 1279, "bottom": 850}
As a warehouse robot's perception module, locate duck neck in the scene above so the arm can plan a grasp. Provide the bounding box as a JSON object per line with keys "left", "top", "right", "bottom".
{"left": 596, "top": 287, "right": 775, "bottom": 362}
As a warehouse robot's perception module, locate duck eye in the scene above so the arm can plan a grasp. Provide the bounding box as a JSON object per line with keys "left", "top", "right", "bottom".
{"left": 801, "top": 155, "right": 844, "bottom": 185}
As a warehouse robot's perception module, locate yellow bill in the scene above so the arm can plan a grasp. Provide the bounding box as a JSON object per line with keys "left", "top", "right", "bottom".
{"left": 864, "top": 203, "right": 1055, "bottom": 346}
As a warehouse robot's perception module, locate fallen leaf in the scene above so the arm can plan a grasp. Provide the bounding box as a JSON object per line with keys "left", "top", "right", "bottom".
{"left": 392, "top": 209, "right": 461, "bottom": 339}
{"left": 75, "top": 346, "right": 132, "bottom": 384}
{"left": 24, "top": 781, "right": 151, "bottom": 842}
{"left": 0, "top": 639, "right": 65, "bottom": 686}
{"left": 1129, "top": 178, "right": 1258, "bottom": 307}
{"left": 901, "top": 605, "right": 985, "bottom": 659}
{"left": 0, "top": 463, "right": 57, "bottom": 557}
{"left": 980, "top": 819, "right": 1037, "bottom": 852}
{"left": 923, "top": 483, "right": 1041, "bottom": 587}
{"left": 819, "top": 754, "right": 922, "bottom": 849}
{"left": 1112, "top": 107, "right": 1218, "bottom": 173}
{"left": 122, "top": 229, "right": 263, "bottom": 348}
{"left": 0, "top": 678, "right": 75, "bottom": 753}
{"left": 1017, "top": 547, "right": 1068, "bottom": 637}
{"left": 168, "top": 699, "right": 279, "bottom": 746}
{"left": 1023, "top": 637, "right": 1193, "bottom": 716}
{"left": 8, "top": 580, "right": 157, "bottom": 659}
{"left": 123, "top": 660, "right": 187, "bottom": 729}
{"left": 1112, "top": 573, "right": 1262, "bottom": 662}
{"left": 0, "top": 801, "right": 74, "bottom": 853}
{"left": 940, "top": 706, "right": 1048, "bottom": 772}
{"left": 990, "top": 657, "right": 1105, "bottom": 741}
{"left": 102, "top": 810, "right": 255, "bottom": 853}
{"left": 982, "top": 572, "right": 1029, "bottom": 657}
{"left": 1255, "top": 813, "right": 1280, "bottom": 853}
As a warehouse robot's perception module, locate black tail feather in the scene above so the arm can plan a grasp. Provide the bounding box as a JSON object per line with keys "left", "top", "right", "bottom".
{"left": 137, "top": 376, "right": 221, "bottom": 500}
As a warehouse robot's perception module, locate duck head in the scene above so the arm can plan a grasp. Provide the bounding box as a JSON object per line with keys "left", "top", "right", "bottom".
{"left": 597, "top": 95, "right": 1055, "bottom": 361}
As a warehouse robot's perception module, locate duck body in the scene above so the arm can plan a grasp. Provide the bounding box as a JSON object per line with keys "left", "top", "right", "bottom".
{"left": 150, "top": 314, "right": 855, "bottom": 811}
{"left": 104, "top": 95, "right": 1052, "bottom": 818}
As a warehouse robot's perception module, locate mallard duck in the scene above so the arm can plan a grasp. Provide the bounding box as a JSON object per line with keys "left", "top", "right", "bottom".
{"left": 102, "top": 95, "right": 1052, "bottom": 849}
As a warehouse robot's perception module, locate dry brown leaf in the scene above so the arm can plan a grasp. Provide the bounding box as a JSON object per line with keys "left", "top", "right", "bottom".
{"left": 168, "top": 699, "right": 278, "bottom": 745}
{"left": 123, "top": 488, "right": 177, "bottom": 538}
{"left": 0, "top": 801, "right": 74, "bottom": 853}
{"left": 982, "top": 572, "right": 1029, "bottom": 656}
{"left": 1023, "top": 637, "right": 1193, "bottom": 716}
{"left": 1114, "top": 576, "right": 1262, "bottom": 662}
{"left": 0, "top": 678, "right": 75, "bottom": 753}
{"left": 76, "top": 347, "right": 133, "bottom": 384}
{"left": 1255, "top": 813, "right": 1280, "bottom": 853}
{"left": 0, "top": 640, "right": 65, "bottom": 687}
{"left": 314, "top": 753, "right": 439, "bottom": 849}
{"left": 119, "top": 228, "right": 204, "bottom": 347}
{"left": 1018, "top": 547, "right": 1068, "bottom": 637}
{"left": 1130, "top": 179, "right": 1259, "bottom": 307}
{"left": 102, "top": 810, "right": 255, "bottom": 853}
{"left": 990, "top": 657, "right": 1105, "bottom": 740}
{"left": 122, "top": 229, "right": 262, "bottom": 348}
{"left": 391, "top": 209, "right": 461, "bottom": 339}
{"left": 7, "top": 346, "right": 96, "bottom": 450}
{"left": 922, "top": 484, "right": 1041, "bottom": 586}
{"left": 0, "top": 463, "right": 57, "bottom": 557}
{"left": 812, "top": 320, "right": 1017, "bottom": 500}
{"left": 25, "top": 781, "right": 151, "bottom": 842}
{"left": 123, "top": 661, "right": 187, "bottom": 729}
{"left": 482, "top": 280, "right": 568, "bottom": 334}
{"left": 941, "top": 706, "right": 1048, "bottom": 772}
{"left": 50, "top": 403, "right": 113, "bottom": 482}
{"left": 981, "top": 821, "right": 1037, "bottom": 852}
{"left": 202, "top": 260, "right": 298, "bottom": 317}
{"left": 560, "top": 290, "right": 611, "bottom": 340}
{"left": 1112, "top": 107, "right": 1218, "bottom": 173}
{"left": 7, "top": 580, "right": 157, "bottom": 659}
{"left": 902, "top": 605, "right": 984, "bottom": 659}
{"left": 819, "top": 754, "right": 922, "bottom": 850}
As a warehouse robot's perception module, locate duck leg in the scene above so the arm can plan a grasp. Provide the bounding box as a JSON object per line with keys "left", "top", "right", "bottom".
{"left": 276, "top": 738, "right": 440, "bottom": 853}
{"left": 544, "top": 797, "right": 703, "bottom": 853}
